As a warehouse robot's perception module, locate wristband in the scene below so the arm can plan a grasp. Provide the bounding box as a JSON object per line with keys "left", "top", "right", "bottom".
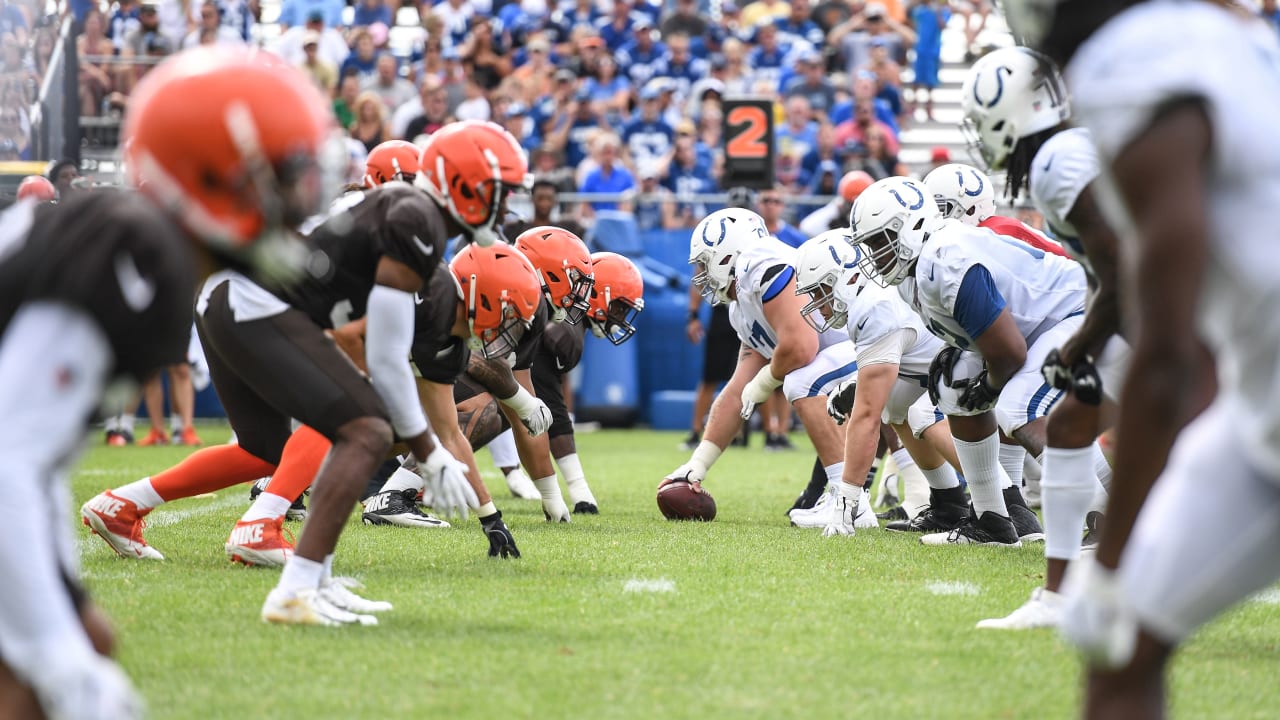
{"left": 689, "top": 440, "right": 723, "bottom": 475}
{"left": 498, "top": 385, "right": 539, "bottom": 415}
{"left": 688, "top": 310, "right": 700, "bottom": 322}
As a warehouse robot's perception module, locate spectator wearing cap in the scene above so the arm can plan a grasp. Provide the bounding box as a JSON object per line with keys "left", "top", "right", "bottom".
{"left": 272, "top": 11, "right": 348, "bottom": 66}
{"left": 810, "top": 0, "right": 852, "bottom": 35}
{"left": 927, "top": 146, "right": 951, "bottom": 172}
{"left": 120, "top": 2, "right": 159, "bottom": 56}
{"left": 659, "top": 0, "right": 705, "bottom": 38}
{"left": 510, "top": 34, "right": 555, "bottom": 103}
{"left": 402, "top": 76, "right": 449, "bottom": 140}
{"left": 746, "top": 23, "right": 788, "bottom": 89}
{"left": 782, "top": 48, "right": 835, "bottom": 116}
{"left": 774, "top": 0, "right": 823, "bottom": 47}
{"left": 440, "top": 44, "right": 469, "bottom": 112}
{"left": 583, "top": 54, "right": 630, "bottom": 122}
{"left": 828, "top": 1, "right": 915, "bottom": 75}
{"left": 183, "top": 1, "right": 241, "bottom": 47}
{"left": 799, "top": 121, "right": 845, "bottom": 185}
{"left": 567, "top": 30, "right": 606, "bottom": 79}
{"left": 353, "top": 0, "right": 392, "bottom": 28}
{"left": 909, "top": 0, "right": 950, "bottom": 120}
{"left": 339, "top": 27, "right": 382, "bottom": 83}
{"left": 663, "top": 130, "right": 717, "bottom": 226}
{"left": 500, "top": 0, "right": 550, "bottom": 47}
{"left": 800, "top": 159, "right": 840, "bottom": 217}
{"left": 578, "top": 132, "right": 634, "bottom": 217}
{"left": 617, "top": 17, "right": 665, "bottom": 88}
{"left": 549, "top": 0, "right": 600, "bottom": 54}
{"left": 758, "top": 186, "right": 807, "bottom": 248}
{"left": 622, "top": 83, "right": 673, "bottom": 168}
{"left": 834, "top": 98, "right": 899, "bottom": 158}
{"left": 632, "top": 160, "right": 676, "bottom": 232}
{"left": 594, "top": 0, "right": 639, "bottom": 51}
{"left": 278, "top": 0, "right": 343, "bottom": 29}
{"left": 529, "top": 66, "right": 577, "bottom": 141}
{"left": 298, "top": 30, "right": 337, "bottom": 93}
{"left": 776, "top": 95, "right": 819, "bottom": 168}
{"left": 364, "top": 54, "right": 415, "bottom": 112}
{"left": 651, "top": 32, "right": 707, "bottom": 100}
{"left": 500, "top": 102, "right": 535, "bottom": 149}
{"left": 740, "top": 0, "right": 789, "bottom": 29}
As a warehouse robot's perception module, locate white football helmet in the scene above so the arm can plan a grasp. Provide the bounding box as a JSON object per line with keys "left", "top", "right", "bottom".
{"left": 689, "top": 208, "right": 768, "bottom": 305}
{"left": 848, "top": 177, "right": 941, "bottom": 287}
{"left": 794, "top": 229, "right": 867, "bottom": 332}
{"left": 959, "top": 47, "right": 1070, "bottom": 171}
{"left": 923, "top": 163, "right": 996, "bottom": 226}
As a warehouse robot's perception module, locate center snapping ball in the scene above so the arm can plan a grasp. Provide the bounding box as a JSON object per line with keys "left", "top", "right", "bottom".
{"left": 657, "top": 480, "right": 717, "bottom": 521}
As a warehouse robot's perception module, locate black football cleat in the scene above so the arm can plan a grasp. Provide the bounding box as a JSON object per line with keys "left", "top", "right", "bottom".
{"left": 919, "top": 509, "right": 1022, "bottom": 547}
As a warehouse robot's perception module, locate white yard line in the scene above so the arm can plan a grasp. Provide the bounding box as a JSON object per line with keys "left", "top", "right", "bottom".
{"left": 623, "top": 578, "right": 676, "bottom": 593}
{"left": 923, "top": 580, "right": 981, "bottom": 597}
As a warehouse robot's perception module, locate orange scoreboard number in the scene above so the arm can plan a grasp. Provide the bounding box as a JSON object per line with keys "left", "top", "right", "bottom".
{"left": 721, "top": 99, "right": 774, "bottom": 189}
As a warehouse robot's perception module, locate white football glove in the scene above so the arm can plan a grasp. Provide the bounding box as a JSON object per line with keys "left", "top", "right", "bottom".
{"left": 499, "top": 386, "right": 553, "bottom": 436}
{"left": 822, "top": 483, "right": 860, "bottom": 537}
{"left": 662, "top": 441, "right": 722, "bottom": 487}
{"left": 1059, "top": 557, "right": 1139, "bottom": 669}
{"left": 740, "top": 365, "right": 784, "bottom": 421}
{"left": 417, "top": 444, "right": 479, "bottom": 521}
{"left": 826, "top": 379, "right": 857, "bottom": 425}
{"left": 663, "top": 462, "right": 707, "bottom": 486}
{"left": 37, "top": 651, "right": 144, "bottom": 720}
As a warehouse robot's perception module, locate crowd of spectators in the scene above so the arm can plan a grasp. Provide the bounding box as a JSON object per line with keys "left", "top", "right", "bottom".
{"left": 0, "top": 0, "right": 58, "bottom": 160}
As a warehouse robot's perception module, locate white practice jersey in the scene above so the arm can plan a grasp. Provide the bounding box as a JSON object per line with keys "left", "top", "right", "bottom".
{"left": 899, "top": 220, "right": 1088, "bottom": 352}
{"left": 1029, "top": 127, "right": 1100, "bottom": 272}
{"left": 1069, "top": 0, "right": 1280, "bottom": 474}
{"left": 729, "top": 238, "right": 847, "bottom": 359}
{"left": 845, "top": 283, "right": 944, "bottom": 389}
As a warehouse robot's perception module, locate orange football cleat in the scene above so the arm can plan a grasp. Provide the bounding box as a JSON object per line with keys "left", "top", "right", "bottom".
{"left": 225, "top": 517, "right": 294, "bottom": 568}
{"left": 136, "top": 428, "right": 170, "bottom": 446}
{"left": 80, "top": 490, "right": 163, "bottom": 560}
{"left": 177, "top": 426, "right": 203, "bottom": 447}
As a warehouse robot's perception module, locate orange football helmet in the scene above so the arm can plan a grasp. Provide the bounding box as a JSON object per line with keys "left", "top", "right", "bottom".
{"left": 416, "top": 120, "right": 531, "bottom": 248}
{"left": 839, "top": 170, "right": 875, "bottom": 204}
{"left": 586, "top": 251, "right": 644, "bottom": 345}
{"left": 16, "top": 175, "right": 55, "bottom": 202}
{"left": 364, "top": 139, "right": 420, "bottom": 188}
{"left": 122, "top": 46, "right": 340, "bottom": 282}
{"left": 513, "top": 225, "right": 594, "bottom": 325}
{"left": 450, "top": 242, "right": 543, "bottom": 360}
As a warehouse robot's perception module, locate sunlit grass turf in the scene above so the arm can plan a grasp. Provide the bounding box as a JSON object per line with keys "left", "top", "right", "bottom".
{"left": 73, "top": 421, "right": 1280, "bottom": 719}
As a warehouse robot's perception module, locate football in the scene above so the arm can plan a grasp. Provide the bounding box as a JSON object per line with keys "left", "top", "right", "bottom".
{"left": 657, "top": 480, "right": 717, "bottom": 521}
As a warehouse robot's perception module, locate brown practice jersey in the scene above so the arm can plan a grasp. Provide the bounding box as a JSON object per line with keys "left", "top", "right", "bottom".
{"left": 284, "top": 183, "right": 449, "bottom": 329}
{"left": 0, "top": 190, "right": 197, "bottom": 382}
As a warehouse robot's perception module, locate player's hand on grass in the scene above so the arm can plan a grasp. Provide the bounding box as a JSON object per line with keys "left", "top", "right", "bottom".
{"left": 480, "top": 511, "right": 521, "bottom": 558}
{"left": 500, "top": 386, "right": 553, "bottom": 436}
{"left": 1059, "top": 557, "right": 1139, "bottom": 669}
{"left": 419, "top": 445, "right": 478, "bottom": 521}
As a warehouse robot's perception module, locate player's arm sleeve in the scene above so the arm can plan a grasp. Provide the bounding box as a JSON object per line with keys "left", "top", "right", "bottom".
{"left": 365, "top": 284, "right": 429, "bottom": 438}
{"left": 853, "top": 299, "right": 916, "bottom": 367}
{"left": 541, "top": 320, "right": 585, "bottom": 371}
{"left": 379, "top": 191, "right": 446, "bottom": 277}
{"left": 512, "top": 302, "right": 549, "bottom": 371}
{"left": 950, "top": 265, "right": 1006, "bottom": 341}
{"left": 759, "top": 264, "right": 795, "bottom": 303}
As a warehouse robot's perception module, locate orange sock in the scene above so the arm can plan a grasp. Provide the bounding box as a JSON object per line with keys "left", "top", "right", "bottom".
{"left": 262, "top": 426, "right": 332, "bottom": 502}
{"left": 149, "top": 444, "right": 277, "bottom": 502}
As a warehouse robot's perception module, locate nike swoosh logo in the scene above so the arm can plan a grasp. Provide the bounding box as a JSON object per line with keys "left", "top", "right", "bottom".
{"left": 856, "top": 317, "right": 868, "bottom": 332}
{"left": 1042, "top": 155, "right": 1053, "bottom": 174}
{"left": 554, "top": 358, "right": 566, "bottom": 371}
{"left": 412, "top": 235, "right": 434, "bottom": 257}
{"left": 114, "top": 251, "right": 156, "bottom": 313}
{"left": 928, "top": 265, "right": 935, "bottom": 282}
{"left": 414, "top": 292, "right": 425, "bottom": 305}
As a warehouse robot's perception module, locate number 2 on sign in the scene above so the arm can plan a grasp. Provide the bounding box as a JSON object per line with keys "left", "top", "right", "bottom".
{"left": 726, "top": 105, "right": 769, "bottom": 160}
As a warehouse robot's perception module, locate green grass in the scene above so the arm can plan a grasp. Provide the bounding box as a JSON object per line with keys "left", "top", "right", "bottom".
{"left": 73, "top": 422, "right": 1280, "bottom": 719}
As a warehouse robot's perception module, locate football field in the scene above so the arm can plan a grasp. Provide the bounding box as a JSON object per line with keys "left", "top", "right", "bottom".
{"left": 74, "top": 422, "right": 1280, "bottom": 719}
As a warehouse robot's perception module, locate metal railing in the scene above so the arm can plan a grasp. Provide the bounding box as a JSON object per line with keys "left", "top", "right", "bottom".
{"left": 27, "top": 17, "right": 73, "bottom": 162}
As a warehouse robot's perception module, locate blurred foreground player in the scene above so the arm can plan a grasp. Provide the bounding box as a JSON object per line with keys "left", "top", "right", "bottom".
{"left": 0, "top": 47, "right": 335, "bottom": 719}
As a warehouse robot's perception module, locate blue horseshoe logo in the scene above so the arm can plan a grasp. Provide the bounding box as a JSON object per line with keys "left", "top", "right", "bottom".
{"left": 889, "top": 182, "right": 925, "bottom": 210}
{"left": 957, "top": 169, "right": 985, "bottom": 197}
{"left": 703, "top": 217, "right": 728, "bottom": 246}
{"left": 827, "top": 243, "right": 857, "bottom": 269}
{"left": 972, "top": 65, "right": 1011, "bottom": 109}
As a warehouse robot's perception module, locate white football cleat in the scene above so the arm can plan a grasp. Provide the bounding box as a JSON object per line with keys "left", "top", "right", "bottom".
{"left": 80, "top": 491, "right": 164, "bottom": 560}
{"left": 854, "top": 488, "right": 879, "bottom": 529}
{"left": 976, "top": 587, "right": 1063, "bottom": 630}
{"left": 322, "top": 577, "right": 393, "bottom": 614}
{"left": 261, "top": 588, "right": 377, "bottom": 626}
{"left": 36, "top": 651, "right": 144, "bottom": 720}
{"left": 504, "top": 467, "right": 540, "bottom": 500}
{"left": 789, "top": 487, "right": 835, "bottom": 529}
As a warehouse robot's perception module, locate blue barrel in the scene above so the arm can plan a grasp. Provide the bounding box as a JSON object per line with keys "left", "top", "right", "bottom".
{"left": 575, "top": 330, "right": 641, "bottom": 426}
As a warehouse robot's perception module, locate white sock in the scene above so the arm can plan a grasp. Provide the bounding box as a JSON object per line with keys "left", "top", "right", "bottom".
{"left": 921, "top": 463, "right": 960, "bottom": 490}
{"left": 241, "top": 492, "right": 291, "bottom": 523}
{"left": 121, "top": 413, "right": 136, "bottom": 434}
{"left": 899, "top": 459, "right": 930, "bottom": 519}
{"left": 380, "top": 466, "right": 424, "bottom": 494}
{"left": 890, "top": 448, "right": 916, "bottom": 473}
{"left": 112, "top": 478, "right": 164, "bottom": 510}
{"left": 277, "top": 555, "right": 323, "bottom": 594}
{"left": 1092, "top": 442, "right": 1113, "bottom": 492}
{"left": 533, "top": 474, "right": 564, "bottom": 502}
{"left": 998, "top": 442, "right": 1024, "bottom": 489}
{"left": 1041, "top": 446, "right": 1104, "bottom": 561}
{"left": 556, "top": 453, "right": 596, "bottom": 506}
{"left": 170, "top": 414, "right": 182, "bottom": 435}
{"left": 952, "top": 432, "right": 1011, "bottom": 517}
{"left": 1023, "top": 451, "right": 1043, "bottom": 493}
{"left": 488, "top": 429, "right": 520, "bottom": 468}
{"left": 321, "top": 554, "right": 334, "bottom": 586}
{"left": 823, "top": 461, "right": 845, "bottom": 488}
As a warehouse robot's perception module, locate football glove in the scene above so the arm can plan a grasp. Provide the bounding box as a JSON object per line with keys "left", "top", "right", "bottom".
{"left": 826, "top": 379, "right": 857, "bottom": 425}
{"left": 1042, "top": 349, "right": 1104, "bottom": 406}
{"left": 1060, "top": 557, "right": 1139, "bottom": 669}
{"left": 927, "top": 346, "right": 964, "bottom": 407}
{"left": 417, "top": 444, "right": 478, "bottom": 521}
{"left": 499, "top": 386, "right": 554, "bottom": 436}
{"left": 740, "top": 365, "right": 784, "bottom": 421}
{"left": 821, "top": 485, "right": 860, "bottom": 537}
{"left": 955, "top": 371, "right": 1001, "bottom": 413}
{"left": 480, "top": 511, "right": 521, "bottom": 559}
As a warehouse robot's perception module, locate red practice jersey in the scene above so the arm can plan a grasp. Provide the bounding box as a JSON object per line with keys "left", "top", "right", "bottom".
{"left": 979, "top": 215, "right": 1070, "bottom": 258}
